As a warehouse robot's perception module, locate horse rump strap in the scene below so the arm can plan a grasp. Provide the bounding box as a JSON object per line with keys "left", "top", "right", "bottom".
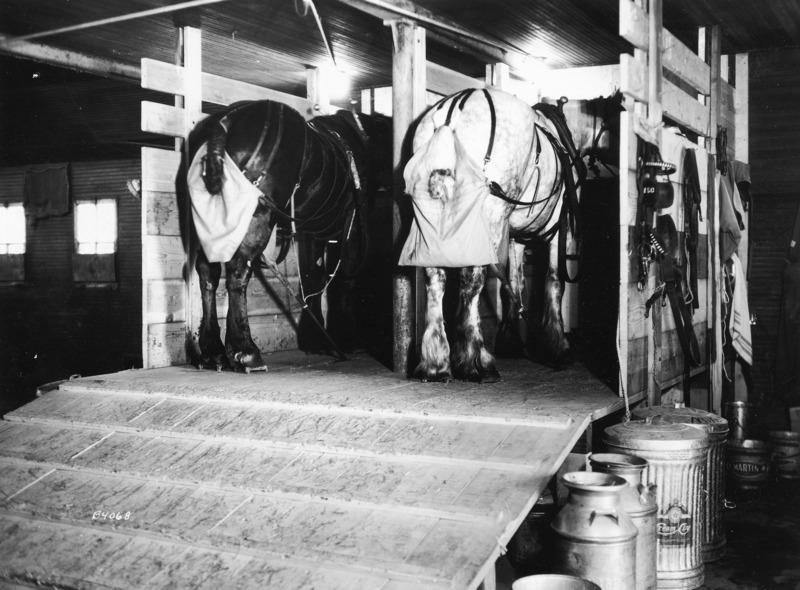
{"left": 187, "top": 142, "right": 262, "bottom": 263}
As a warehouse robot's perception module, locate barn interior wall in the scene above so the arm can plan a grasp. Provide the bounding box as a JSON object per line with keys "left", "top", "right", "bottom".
{"left": 748, "top": 46, "right": 800, "bottom": 406}
{"left": 0, "top": 159, "right": 142, "bottom": 415}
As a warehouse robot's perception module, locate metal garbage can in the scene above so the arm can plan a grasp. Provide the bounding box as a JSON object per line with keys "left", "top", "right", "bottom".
{"left": 631, "top": 405, "right": 729, "bottom": 562}
{"left": 604, "top": 420, "right": 709, "bottom": 589}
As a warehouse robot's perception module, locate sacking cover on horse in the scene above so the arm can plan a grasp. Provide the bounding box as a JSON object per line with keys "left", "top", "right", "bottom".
{"left": 187, "top": 141, "right": 262, "bottom": 263}
{"left": 398, "top": 122, "right": 498, "bottom": 267}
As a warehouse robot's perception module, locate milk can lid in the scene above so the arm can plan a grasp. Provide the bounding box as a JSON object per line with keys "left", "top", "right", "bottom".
{"left": 631, "top": 405, "right": 729, "bottom": 434}
{"left": 604, "top": 419, "right": 709, "bottom": 451}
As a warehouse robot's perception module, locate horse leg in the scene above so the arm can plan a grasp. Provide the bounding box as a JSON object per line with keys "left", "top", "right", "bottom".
{"left": 195, "top": 249, "right": 226, "bottom": 370}
{"left": 542, "top": 236, "right": 570, "bottom": 367}
{"left": 496, "top": 241, "right": 528, "bottom": 357}
{"left": 415, "top": 267, "right": 451, "bottom": 382}
{"left": 224, "top": 212, "right": 273, "bottom": 373}
{"left": 452, "top": 265, "right": 500, "bottom": 382}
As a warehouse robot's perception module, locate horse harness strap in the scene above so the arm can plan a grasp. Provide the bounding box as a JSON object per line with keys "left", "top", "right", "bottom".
{"left": 638, "top": 140, "right": 703, "bottom": 378}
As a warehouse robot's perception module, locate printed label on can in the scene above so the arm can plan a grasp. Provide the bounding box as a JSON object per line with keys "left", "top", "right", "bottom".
{"left": 731, "top": 461, "right": 769, "bottom": 478}
{"left": 657, "top": 502, "right": 693, "bottom": 546}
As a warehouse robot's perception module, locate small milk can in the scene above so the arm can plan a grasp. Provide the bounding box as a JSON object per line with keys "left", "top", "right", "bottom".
{"left": 631, "top": 405, "right": 729, "bottom": 562}
{"left": 604, "top": 420, "right": 708, "bottom": 590}
{"left": 549, "top": 471, "right": 638, "bottom": 590}
{"left": 590, "top": 453, "right": 658, "bottom": 590}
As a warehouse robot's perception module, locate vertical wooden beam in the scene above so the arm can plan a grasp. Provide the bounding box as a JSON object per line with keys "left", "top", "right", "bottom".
{"left": 389, "top": 19, "right": 426, "bottom": 374}
{"left": 734, "top": 53, "right": 749, "bottom": 164}
{"left": 182, "top": 26, "right": 202, "bottom": 368}
{"left": 647, "top": 0, "right": 663, "bottom": 140}
{"left": 646, "top": 0, "right": 662, "bottom": 407}
{"left": 485, "top": 62, "right": 509, "bottom": 88}
{"left": 734, "top": 52, "right": 750, "bottom": 402}
{"left": 707, "top": 26, "right": 723, "bottom": 413}
{"left": 306, "top": 66, "right": 330, "bottom": 115}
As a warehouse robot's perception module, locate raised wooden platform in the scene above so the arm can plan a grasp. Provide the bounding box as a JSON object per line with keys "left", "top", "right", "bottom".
{"left": 0, "top": 351, "right": 635, "bottom": 590}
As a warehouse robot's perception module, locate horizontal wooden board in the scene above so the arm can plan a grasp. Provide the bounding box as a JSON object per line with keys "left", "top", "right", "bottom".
{"left": 619, "top": 0, "right": 709, "bottom": 94}
{"left": 426, "top": 61, "right": 484, "bottom": 96}
{"left": 141, "top": 58, "right": 317, "bottom": 117}
{"left": 663, "top": 78, "right": 710, "bottom": 136}
{"left": 141, "top": 147, "right": 182, "bottom": 193}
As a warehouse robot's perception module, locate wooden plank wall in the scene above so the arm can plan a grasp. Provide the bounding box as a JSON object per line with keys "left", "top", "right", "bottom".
{"left": 139, "top": 27, "right": 319, "bottom": 368}
{"left": 748, "top": 46, "right": 800, "bottom": 402}
{"left": 618, "top": 0, "right": 726, "bottom": 404}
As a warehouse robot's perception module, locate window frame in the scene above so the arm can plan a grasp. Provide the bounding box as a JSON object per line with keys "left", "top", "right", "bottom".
{"left": 72, "top": 197, "right": 118, "bottom": 285}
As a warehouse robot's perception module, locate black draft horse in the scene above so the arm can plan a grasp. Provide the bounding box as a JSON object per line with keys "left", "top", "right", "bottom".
{"left": 187, "top": 100, "right": 391, "bottom": 372}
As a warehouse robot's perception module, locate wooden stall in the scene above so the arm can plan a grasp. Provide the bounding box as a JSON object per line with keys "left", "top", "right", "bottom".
{"left": 138, "top": 27, "right": 326, "bottom": 369}
{"left": 615, "top": 0, "right": 746, "bottom": 412}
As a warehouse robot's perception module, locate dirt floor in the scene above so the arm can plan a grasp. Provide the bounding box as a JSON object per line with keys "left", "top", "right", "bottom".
{"left": 496, "top": 477, "right": 800, "bottom": 590}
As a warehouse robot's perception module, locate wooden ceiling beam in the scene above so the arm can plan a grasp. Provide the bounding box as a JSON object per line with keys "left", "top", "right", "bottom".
{"left": 0, "top": 40, "right": 141, "bottom": 81}
{"left": 0, "top": 0, "right": 230, "bottom": 44}
{"left": 335, "top": 0, "right": 531, "bottom": 72}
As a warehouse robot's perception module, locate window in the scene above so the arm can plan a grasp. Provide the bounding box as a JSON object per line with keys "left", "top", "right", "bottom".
{"left": 73, "top": 198, "right": 117, "bottom": 284}
{"left": 0, "top": 202, "right": 26, "bottom": 254}
{"left": 0, "top": 202, "right": 26, "bottom": 282}
{"left": 75, "top": 199, "right": 117, "bottom": 254}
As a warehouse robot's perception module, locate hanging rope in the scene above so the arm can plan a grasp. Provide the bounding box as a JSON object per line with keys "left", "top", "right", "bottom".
{"left": 296, "top": 0, "right": 338, "bottom": 69}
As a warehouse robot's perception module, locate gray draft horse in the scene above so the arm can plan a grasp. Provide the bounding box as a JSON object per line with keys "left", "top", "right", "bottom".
{"left": 402, "top": 88, "right": 585, "bottom": 382}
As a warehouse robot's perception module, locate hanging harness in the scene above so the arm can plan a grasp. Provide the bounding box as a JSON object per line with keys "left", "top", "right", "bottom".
{"left": 637, "top": 139, "right": 703, "bottom": 376}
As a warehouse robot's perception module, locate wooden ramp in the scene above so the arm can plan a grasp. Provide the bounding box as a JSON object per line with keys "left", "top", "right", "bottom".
{"left": 0, "top": 351, "right": 628, "bottom": 590}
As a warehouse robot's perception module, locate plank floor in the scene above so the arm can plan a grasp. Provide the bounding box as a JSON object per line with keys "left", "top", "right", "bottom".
{"left": 0, "top": 351, "right": 631, "bottom": 590}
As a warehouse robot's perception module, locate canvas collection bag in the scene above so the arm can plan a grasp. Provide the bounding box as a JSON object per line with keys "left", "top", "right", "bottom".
{"left": 398, "top": 124, "right": 498, "bottom": 268}
{"left": 187, "top": 141, "right": 263, "bottom": 263}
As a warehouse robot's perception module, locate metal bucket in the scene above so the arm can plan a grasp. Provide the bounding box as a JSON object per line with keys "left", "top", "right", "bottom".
{"left": 604, "top": 420, "right": 708, "bottom": 589}
{"left": 726, "top": 439, "right": 772, "bottom": 490}
{"left": 722, "top": 401, "right": 755, "bottom": 440}
{"left": 631, "top": 406, "right": 729, "bottom": 562}
{"left": 550, "top": 472, "right": 638, "bottom": 590}
{"left": 512, "top": 574, "right": 601, "bottom": 590}
{"left": 768, "top": 431, "right": 800, "bottom": 479}
{"left": 590, "top": 453, "right": 658, "bottom": 590}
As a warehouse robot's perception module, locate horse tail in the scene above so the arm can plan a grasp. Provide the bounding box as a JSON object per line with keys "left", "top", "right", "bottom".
{"left": 204, "top": 120, "right": 228, "bottom": 196}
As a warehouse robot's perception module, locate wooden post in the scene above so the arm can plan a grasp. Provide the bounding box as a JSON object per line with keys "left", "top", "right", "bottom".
{"left": 707, "top": 26, "right": 723, "bottom": 414}
{"left": 306, "top": 66, "right": 330, "bottom": 115}
{"left": 389, "top": 19, "right": 426, "bottom": 374}
{"left": 646, "top": 0, "right": 663, "bottom": 407}
{"left": 733, "top": 52, "right": 750, "bottom": 402}
{"left": 647, "top": 0, "right": 663, "bottom": 137}
{"left": 182, "top": 26, "right": 202, "bottom": 367}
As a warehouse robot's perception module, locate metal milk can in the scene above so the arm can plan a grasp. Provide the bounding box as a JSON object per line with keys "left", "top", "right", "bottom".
{"left": 590, "top": 453, "right": 658, "bottom": 590}
{"left": 604, "top": 420, "right": 708, "bottom": 590}
{"left": 549, "top": 471, "right": 638, "bottom": 590}
{"left": 631, "top": 405, "right": 729, "bottom": 562}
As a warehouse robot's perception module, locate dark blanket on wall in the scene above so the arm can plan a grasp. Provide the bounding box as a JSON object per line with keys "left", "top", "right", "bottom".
{"left": 24, "top": 165, "right": 70, "bottom": 218}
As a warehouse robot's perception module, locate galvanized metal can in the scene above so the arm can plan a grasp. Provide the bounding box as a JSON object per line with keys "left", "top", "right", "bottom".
{"left": 768, "top": 430, "right": 800, "bottom": 480}
{"left": 722, "top": 401, "right": 755, "bottom": 440}
{"left": 604, "top": 420, "right": 708, "bottom": 590}
{"left": 631, "top": 406, "right": 729, "bottom": 562}
{"left": 550, "top": 472, "right": 638, "bottom": 590}
{"left": 590, "top": 453, "right": 658, "bottom": 590}
{"left": 727, "top": 439, "right": 772, "bottom": 490}
{"left": 512, "top": 574, "right": 601, "bottom": 590}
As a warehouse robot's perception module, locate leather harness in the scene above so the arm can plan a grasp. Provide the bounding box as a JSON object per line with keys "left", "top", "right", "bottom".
{"left": 436, "top": 89, "right": 585, "bottom": 284}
